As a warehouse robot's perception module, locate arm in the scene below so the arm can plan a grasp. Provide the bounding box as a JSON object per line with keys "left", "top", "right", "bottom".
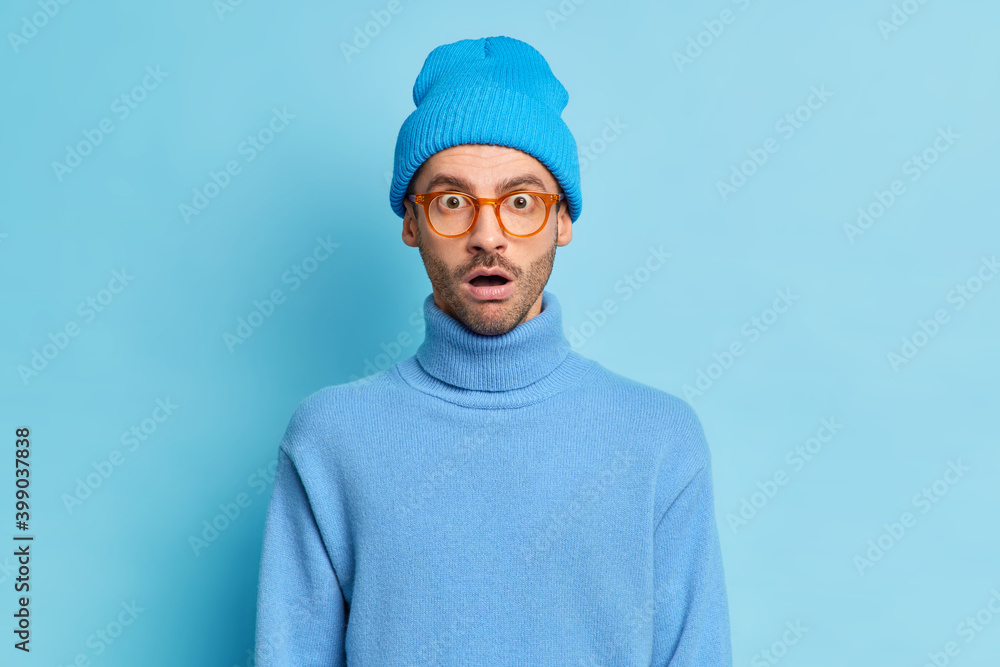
{"left": 652, "top": 457, "right": 733, "bottom": 666}
{"left": 255, "top": 446, "right": 348, "bottom": 666}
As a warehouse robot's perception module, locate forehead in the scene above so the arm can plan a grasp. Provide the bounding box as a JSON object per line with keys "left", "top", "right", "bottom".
{"left": 413, "top": 144, "right": 558, "bottom": 192}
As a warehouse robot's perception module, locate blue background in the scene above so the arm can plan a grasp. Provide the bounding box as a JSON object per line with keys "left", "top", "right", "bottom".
{"left": 1, "top": 0, "right": 998, "bottom": 665}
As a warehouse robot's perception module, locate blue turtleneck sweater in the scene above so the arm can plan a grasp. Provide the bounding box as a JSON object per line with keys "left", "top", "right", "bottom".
{"left": 255, "top": 290, "right": 732, "bottom": 666}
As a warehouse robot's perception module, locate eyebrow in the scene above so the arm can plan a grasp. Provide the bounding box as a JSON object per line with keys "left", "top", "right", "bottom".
{"left": 423, "top": 173, "right": 551, "bottom": 195}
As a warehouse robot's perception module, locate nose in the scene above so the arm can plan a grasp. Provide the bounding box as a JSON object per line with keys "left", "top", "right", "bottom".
{"left": 466, "top": 202, "right": 508, "bottom": 253}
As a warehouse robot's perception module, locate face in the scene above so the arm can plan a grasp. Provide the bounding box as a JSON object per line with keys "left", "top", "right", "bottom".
{"left": 401, "top": 144, "right": 573, "bottom": 336}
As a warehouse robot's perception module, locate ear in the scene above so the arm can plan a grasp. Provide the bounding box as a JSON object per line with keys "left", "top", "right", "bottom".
{"left": 402, "top": 198, "right": 419, "bottom": 247}
{"left": 555, "top": 199, "right": 573, "bottom": 247}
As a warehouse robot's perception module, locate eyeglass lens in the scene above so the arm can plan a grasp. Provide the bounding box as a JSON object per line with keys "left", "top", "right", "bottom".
{"left": 428, "top": 193, "right": 549, "bottom": 235}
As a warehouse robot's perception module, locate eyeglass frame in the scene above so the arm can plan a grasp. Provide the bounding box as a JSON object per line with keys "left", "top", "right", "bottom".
{"left": 406, "top": 190, "right": 564, "bottom": 238}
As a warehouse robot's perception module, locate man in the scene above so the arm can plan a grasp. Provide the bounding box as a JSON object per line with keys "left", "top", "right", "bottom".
{"left": 255, "top": 35, "right": 732, "bottom": 666}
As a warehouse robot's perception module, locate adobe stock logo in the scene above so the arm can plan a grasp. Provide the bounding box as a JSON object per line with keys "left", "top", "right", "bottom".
{"left": 920, "top": 587, "right": 1000, "bottom": 667}
{"left": 750, "top": 620, "right": 809, "bottom": 667}
{"left": 578, "top": 117, "right": 628, "bottom": 173}
{"left": 51, "top": 66, "right": 170, "bottom": 183}
{"left": 213, "top": 0, "right": 247, "bottom": 21}
{"left": 179, "top": 107, "right": 295, "bottom": 224}
{"left": 348, "top": 308, "right": 425, "bottom": 382}
{"left": 716, "top": 85, "right": 834, "bottom": 202}
{"left": 844, "top": 126, "right": 958, "bottom": 244}
{"left": 877, "top": 0, "right": 932, "bottom": 41}
{"left": 853, "top": 459, "right": 969, "bottom": 576}
{"left": 61, "top": 398, "right": 179, "bottom": 514}
{"left": 567, "top": 245, "right": 671, "bottom": 351}
{"left": 188, "top": 458, "right": 279, "bottom": 556}
{"left": 395, "top": 429, "right": 490, "bottom": 520}
{"left": 727, "top": 417, "right": 843, "bottom": 534}
{"left": 521, "top": 450, "right": 634, "bottom": 566}
{"left": 56, "top": 600, "right": 145, "bottom": 665}
{"left": 672, "top": 0, "right": 758, "bottom": 73}
{"left": 886, "top": 254, "right": 996, "bottom": 372}
{"left": 682, "top": 288, "right": 799, "bottom": 401}
{"left": 545, "top": 0, "right": 587, "bottom": 31}
{"left": 339, "top": 0, "right": 405, "bottom": 63}
{"left": 223, "top": 236, "right": 339, "bottom": 352}
{"left": 16, "top": 268, "right": 134, "bottom": 385}
{"left": 7, "top": 0, "right": 74, "bottom": 54}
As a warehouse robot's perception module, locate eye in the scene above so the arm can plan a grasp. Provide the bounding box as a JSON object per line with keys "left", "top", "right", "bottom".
{"left": 436, "top": 194, "right": 470, "bottom": 211}
{"left": 503, "top": 193, "right": 541, "bottom": 214}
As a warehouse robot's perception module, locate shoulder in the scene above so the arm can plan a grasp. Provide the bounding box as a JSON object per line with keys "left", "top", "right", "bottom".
{"left": 279, "top": 367, "right": 400, "bottom": 460}
{"left": 578, "top": 355, "right": 711, "bottom": 464}
{"left": 579, "top": 357, "right": 708, "bottom": 438}
{"left": 579, "top": 359, "right": 714, "bottom": 520}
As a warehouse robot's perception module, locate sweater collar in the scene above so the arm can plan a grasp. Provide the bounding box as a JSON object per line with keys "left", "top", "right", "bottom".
{"left": 413, "top": 289, "right": 571, "bottom": 392}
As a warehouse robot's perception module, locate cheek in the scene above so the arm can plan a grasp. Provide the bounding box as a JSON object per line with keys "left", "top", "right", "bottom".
{"left": 422, "top": 241, "right": 463, "bottom": 273}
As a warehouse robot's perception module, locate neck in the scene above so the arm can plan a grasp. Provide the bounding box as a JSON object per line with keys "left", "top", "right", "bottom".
{"left": 394, "top": 290, "right": 594, "bottom": 408}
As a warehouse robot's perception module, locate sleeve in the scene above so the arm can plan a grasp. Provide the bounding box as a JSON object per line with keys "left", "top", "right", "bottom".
{"left": 255, "top": 446, "right": 348, "bottom": 666}
{"left": 652, "top": 456, "right": 733, "bottom": 666}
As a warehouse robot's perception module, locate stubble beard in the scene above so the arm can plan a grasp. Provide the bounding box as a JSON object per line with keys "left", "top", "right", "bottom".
{"left": 416, "top": 224, "right": 557, "bottom": 336}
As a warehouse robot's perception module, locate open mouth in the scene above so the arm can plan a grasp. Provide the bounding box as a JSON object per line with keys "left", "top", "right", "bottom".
{"left": 469, "top": 275, "right": 510, "bottom": 287}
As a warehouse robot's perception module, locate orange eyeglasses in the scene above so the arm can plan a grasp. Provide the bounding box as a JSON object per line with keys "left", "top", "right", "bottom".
{"left": 407, "top": 190, "right": 563, "bottom": 238}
